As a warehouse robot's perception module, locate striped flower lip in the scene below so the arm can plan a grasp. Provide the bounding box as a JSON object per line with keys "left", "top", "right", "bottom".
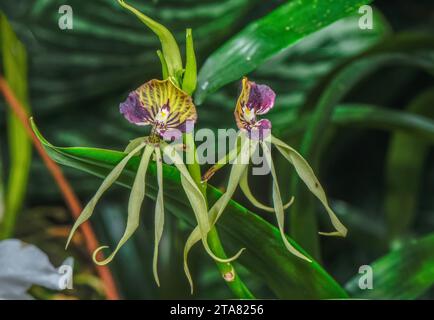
{"left": 234, "top": 77, "right": 275, "bottom": 139}
{"left": 120, "top": 79, "right": 197, "bottom": 140}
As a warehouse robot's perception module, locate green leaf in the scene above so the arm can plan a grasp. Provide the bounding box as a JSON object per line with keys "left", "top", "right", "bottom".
{"left": 345, "top": 233, "right": 434, "bottom": 299}
{"left": 31, "top": 120, "right": 348, "bottom": 299}
{"left": 0, "top": 13, "right": 32, "bottom": 239}
{"left": 199, "top": 10, "right": 390, "bottom": 131}
{"left": 384, "top": 89, "right": 434, "bottom": 242}
{"left": 195, "top": 0, "right": 373, "bottom": 104}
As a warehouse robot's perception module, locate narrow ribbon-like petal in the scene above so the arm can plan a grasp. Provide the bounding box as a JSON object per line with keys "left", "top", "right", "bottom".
{"left": 161, "top": 142, "right": 244, "bottom": 293}
{"left": 240, "top": 168, "right": 294, "bottom": 213}
{"left": 153, "top": 147, "right": 165, "bottom": 286}
{"left": 65, "top": 142, "right": 146, "bottom": 249}
{"left": 93, "top": 144, "right": 154, "bottom": 265}
{"left": 182, "top": 134, "right": 252, "bottom": 292}
{"left": 261, "top": 142, "right": 312, "bottom": 262}
{"left": 271, "top": 135, "right": 348, "bottom": 237}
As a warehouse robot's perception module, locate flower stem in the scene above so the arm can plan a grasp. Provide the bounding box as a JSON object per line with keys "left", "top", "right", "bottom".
{"left": 184, "top": 133, "right": 255, "bottom": 299}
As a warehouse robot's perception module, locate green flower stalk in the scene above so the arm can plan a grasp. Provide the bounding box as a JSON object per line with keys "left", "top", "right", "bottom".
{"left": 185, "top": 77, "right": 348, "bottom": 265}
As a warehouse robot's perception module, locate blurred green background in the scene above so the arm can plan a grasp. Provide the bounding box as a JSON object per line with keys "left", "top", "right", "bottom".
{"left": 1, "top": 0, "right": 434, "bottom": 299}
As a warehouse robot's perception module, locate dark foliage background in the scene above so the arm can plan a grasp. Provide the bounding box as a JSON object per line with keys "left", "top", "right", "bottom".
{"left": 1, "top": 0, "right": 434, "bottom": 299}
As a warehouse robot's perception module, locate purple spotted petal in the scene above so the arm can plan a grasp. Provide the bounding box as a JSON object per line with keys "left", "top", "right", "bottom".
{"left": 249, "top": 83, "right": 275, "bottom": 115}
{"left": 120, "top": 92, "right": 150, "bottom": 125}
{"left": 248, "top": 119, "right": 272, "bottom": 140}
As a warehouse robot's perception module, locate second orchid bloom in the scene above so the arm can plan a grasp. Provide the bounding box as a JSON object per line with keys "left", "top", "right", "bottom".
{"left": 196, "top": 77, "right": 348, "bottom": 264}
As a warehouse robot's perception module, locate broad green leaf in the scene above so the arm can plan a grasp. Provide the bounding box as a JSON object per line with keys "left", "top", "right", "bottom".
{"left": 200, "top": 10, "right": 390, "bottom": 131}
{"left": 0, "top": 13, "right": 32, "bottom": 239}
{"left": 345, "top": 233, "right": 434, "bottom": 299}
{"left": 384, "top": 89, "right": 434, "bottom": 242}
{"left": 195, "top": 0, "right": 373, "bottom": 104}
{"left": 31, "top": 121, "right": 348, "bottom": 299}
{"left": 290, "top": 33, "right": 434, "bottom": 255}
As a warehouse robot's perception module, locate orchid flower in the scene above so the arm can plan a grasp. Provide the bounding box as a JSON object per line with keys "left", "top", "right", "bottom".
{"left": 183, "top": 77, "right": 348, "bottom": 272}
{"left": 65, "top": 78, "right": 242, "bottom": 287}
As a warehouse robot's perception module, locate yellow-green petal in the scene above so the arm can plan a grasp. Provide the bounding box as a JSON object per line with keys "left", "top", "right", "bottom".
{"left": 66, "top": 142, "right": 146, "bottom": 249}
{"left": 261, "top": 142, "right": 312, "bottom": 262}
{"left": 162, "top": 142, "right": 243, "bottom": 293}
{"left": 153, "top": 147, "right": 165, "bottom": 286}
{"left": 240, "top": 168, "right": 294, "bottom": 213}
{"left": 124, "top": 137, "right": 146, "bottom": 154}
{"left": 271, "top": 135, "right": 348, "bottom": 237}
{"left": 93, "top": 144, "right": 154, "bottom": 265}
{"left": 182, "top": 135, "right": 252, "bottom": 291}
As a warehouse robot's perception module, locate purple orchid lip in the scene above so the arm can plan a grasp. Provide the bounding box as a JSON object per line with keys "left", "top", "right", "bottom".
{"left": 247, "top": 82, "right": 276, "bottom": 115}
{"left": 120, "top": 92, "right": 151, "bottom": 125}
{"left": 234, "top": 77, "right": 275, "bottom": 139}
{"left": 120, "top": 79, "right": 197, "bottom": 138}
